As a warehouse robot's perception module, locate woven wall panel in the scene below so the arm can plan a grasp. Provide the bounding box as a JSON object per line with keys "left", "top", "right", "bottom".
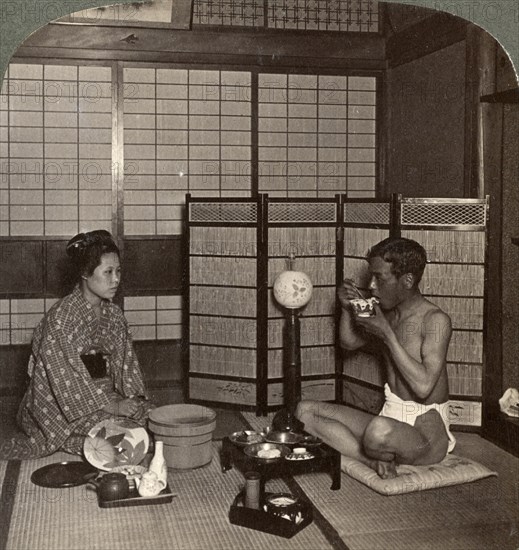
{"left": 190, "top": 226, "right": 257, "bottom": 255}
{"left": 343, "top": 227, "right": 389, "bottom": 257}
{"left": 426, "top": 296, "right": 483, "bottom": 331}
{"left": 268, "top": 346, "right": 335, "bottom": 378}
{"left": 447, "top": 363, "right": 482, "bottom": 396}
{"left": 189, "top": 378, "right": 257, "bottom": 405}
{"left": 403, "top": 229, "right": 485, "bottom": 264}
{"left": 447, "top": 331, "right": 483, "bottom": 364}
{"left": 420, "top": 264, "right": 485, "bottom": 296}
{"left": 190, "top": 316, "right": 257, "bottom": 348}
{"left": 343, "top": 257, "right": 371, "bottom": 288}
{"left": 268, "top": 317, "right": 335, "bottom": 348}
{"left": 190, "top": 257, "right": 257, "bottom": 286}
{"left": 268, "top": 227, "right": 336, "bottom": 257}
{"left": 268, "top": 379, "right": 335, "bottom": 406}
{"left": 190, "top": 286, "right": 257, "bottom": 318}
{"left": 190, "top": 346, "right": 256, "bottom": 377}
{"left": 342, "top": 350, "right": 384, "bottom": 387}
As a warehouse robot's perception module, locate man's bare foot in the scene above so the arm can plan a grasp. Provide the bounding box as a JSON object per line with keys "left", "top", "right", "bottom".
{"left": 375, "top": 459, "right": 397, "bottom": 479}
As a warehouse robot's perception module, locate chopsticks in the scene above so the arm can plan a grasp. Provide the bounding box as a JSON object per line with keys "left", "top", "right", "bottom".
{"left": 348, "top": 280, "right": 365, "bottom": 299}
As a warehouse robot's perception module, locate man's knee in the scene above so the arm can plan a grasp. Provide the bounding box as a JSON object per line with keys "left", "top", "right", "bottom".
{"left": 362, "top": 416, "right": 393, "bottom": 453}
{"left": 295, "top": 400, "right": 319, "bottom": 422}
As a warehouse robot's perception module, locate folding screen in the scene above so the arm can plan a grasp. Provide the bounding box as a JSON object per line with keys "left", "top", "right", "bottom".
{"left": 186, "top": 194, "right": 489, "bottom": 427}
{"left": 397, "top": 196, "right": 489, "bottom": 429}
{"left": 186, "top": 196, "right": 263, "bottom": 409}
{"left": 265, "top": 197, "right": 339, "bottom": 410}
{"left": 340, "top": 198, "right": 391, "bottom": 412}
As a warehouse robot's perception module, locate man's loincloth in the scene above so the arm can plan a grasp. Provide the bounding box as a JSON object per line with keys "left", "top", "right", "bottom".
{"left": 379, "top": 384, "right": 456, "bottom": 453}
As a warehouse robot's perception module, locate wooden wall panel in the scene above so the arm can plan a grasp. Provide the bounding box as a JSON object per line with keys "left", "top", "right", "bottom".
{"left": 0, "top": 241, "right": 44, "bottom": 295}
{"left": 122, "top": 237, "right": 183, "bottom": 293}
{"left": 45, "top": 240, "right": 75, "bottom": 297}
{"left": 386, "top": 41, "right": 467, "bottom": 198}
{"left": 0, "top": 346, "right": 31, "bottom": 394}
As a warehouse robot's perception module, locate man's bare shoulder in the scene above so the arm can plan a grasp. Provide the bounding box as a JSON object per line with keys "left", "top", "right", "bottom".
{"left": 421, "top": 299, "right": 452, "bottom": 335}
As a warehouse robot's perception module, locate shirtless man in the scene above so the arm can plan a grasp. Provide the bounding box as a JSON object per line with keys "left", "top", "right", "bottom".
{"left": 296, "top": 237, "right": 455, "bottom": 478}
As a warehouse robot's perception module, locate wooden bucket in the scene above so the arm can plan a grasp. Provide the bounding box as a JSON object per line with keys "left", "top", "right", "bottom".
{"left": 148, "top": 404, "right": 216, "bottom": 470}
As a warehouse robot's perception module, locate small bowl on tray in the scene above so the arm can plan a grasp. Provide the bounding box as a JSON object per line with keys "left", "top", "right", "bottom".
{"left": 229, "top": 430, "right": 266, "bottom": 447}
{"left": 265, "top": 431, "right": 301, "bottom": 445}
{"left": 285, "top": 447, "right": 315, "bottom": 461}
{"left": 243, "top": 442, "right": 291, "bottom": 462}
{"left": 298, "top": 434, "right": 322, "bottom": 448}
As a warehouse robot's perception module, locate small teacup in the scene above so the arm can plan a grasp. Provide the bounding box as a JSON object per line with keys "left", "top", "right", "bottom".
{"left": 350, "top": 297, "right": 379, "bottom": 317}
{"left": 135, "top": 470, "right": 166, "bottom": 497}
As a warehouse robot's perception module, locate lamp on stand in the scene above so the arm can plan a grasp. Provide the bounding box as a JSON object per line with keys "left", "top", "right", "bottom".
{"left": 271, "top": 256, "right": 313, "bottom": 433}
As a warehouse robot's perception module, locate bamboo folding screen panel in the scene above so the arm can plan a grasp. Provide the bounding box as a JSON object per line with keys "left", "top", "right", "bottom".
{"left": 186, "top": 196, "right": 263, "bottom": 408}
{"left": 397, "top": 196, "right": 489, "bottom": 429}
{"left": 265, "top": 198, "right": 339, "bottom": 409}
{"left": 186, "top": 194, "right": 489, "bottom": 427}
{"left": 340, "top": 198, "right": 391, "bottom": 413}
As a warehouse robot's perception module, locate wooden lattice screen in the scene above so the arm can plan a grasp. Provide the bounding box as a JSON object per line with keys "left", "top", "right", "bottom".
{"left": 186, "top": 194, "right": 489, "bottom": 426}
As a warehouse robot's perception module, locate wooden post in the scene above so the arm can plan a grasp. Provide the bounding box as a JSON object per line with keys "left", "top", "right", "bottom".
{"left": 272, "top": 307, "right": 304, "bottom": 432}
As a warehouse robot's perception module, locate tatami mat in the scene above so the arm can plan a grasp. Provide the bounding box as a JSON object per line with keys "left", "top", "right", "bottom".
{"left": 2, "top": 411, "right": 518, "bottom": 550}
{"left": 5, "top": 444, "right": 333, "bottom": 550}
{"left": 243, "top": 412, "right": 518, "bottom": 549}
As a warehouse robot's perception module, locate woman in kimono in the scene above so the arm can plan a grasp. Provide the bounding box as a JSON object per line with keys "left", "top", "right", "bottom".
{"left": 16, "top": 230, "right": 153, "bottom": 456}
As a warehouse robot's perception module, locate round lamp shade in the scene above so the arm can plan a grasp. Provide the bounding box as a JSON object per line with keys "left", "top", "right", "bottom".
{"left": 273, "top": 270, "right": 313, "bottom": 309}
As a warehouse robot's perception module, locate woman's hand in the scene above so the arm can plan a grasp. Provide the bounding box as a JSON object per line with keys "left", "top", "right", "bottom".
{"left": 103, "top": 397, "right": 142, "bottom": 418}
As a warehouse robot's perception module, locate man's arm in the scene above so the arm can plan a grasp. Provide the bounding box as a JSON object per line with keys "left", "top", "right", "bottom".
{"left": 338, "top": 306, "right": 367, "bottom": 350}
{"left": 337, "top": 281, "right": 368, "bottom": 350}
{"left": 363, "top": 308, "right": 452, "bottom": 399}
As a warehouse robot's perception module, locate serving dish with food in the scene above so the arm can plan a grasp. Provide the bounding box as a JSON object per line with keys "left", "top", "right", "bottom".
{"left": 243, "top": 443, "right": 291, "bottom": 462}
{"left": 229, "top": 430, "right": 266, "bottom": 447}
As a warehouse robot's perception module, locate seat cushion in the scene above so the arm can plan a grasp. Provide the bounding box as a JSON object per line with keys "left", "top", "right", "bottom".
{"left": 341, "top": 453, "right": 497, "bottom": 495}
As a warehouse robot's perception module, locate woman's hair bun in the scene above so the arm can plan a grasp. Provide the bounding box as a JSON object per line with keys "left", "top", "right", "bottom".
{"left": 66, "top": 230, "right": 115, "bottom": 258}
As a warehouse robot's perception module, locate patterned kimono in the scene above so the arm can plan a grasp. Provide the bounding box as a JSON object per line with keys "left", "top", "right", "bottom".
{"left": 17, "top": 286, "right": 150, "bottom": 456}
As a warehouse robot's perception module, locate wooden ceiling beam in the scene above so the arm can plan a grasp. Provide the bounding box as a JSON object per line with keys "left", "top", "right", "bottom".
{"left": 15, "top": 23, "right": 385, "bottom": 69}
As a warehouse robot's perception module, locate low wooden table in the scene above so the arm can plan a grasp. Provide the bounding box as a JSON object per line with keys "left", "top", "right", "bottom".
{"left": 220, "top": 437, "right": 341, "bottom": 490}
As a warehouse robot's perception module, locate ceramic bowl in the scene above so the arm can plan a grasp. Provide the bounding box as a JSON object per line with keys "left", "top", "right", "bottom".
{"left": 265, "top": 431, "right": 301, "bottom": 445}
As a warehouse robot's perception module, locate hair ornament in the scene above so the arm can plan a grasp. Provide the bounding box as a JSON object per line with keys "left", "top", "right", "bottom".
{"left": 66, "top": 230, "right": 114, "bottom": 257}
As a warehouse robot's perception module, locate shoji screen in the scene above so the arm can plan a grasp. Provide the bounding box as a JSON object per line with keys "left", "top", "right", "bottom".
{"left": 398, "top": 197, "right": 489, "bottom": 429}
{"left": 0, "top": 62, "right": 112, "bottom": 236}
{"left": 257, "top": 73, "right": 376, "bottom": 198}
{"left": 266, "top": 198, "right": 338, "bottom": 408}
{"left": 340, "top": 199, "right": 391, "bottom": 412}
{"left": 0, "top": 62, "right": 112, "bottom": 348}
{"left": 123, "top": 67, "right": 252, "bottom": 235}
{"left": 186, "top": 197, "right": 262, "bottom": 408}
